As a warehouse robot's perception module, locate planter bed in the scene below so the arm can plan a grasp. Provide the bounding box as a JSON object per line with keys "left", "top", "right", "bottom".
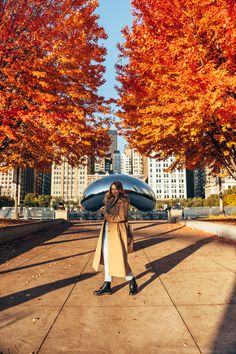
{"left": 0, "top": 218, "right": 36, "bottom": 228}
{"left": 0, "top": 219, "right": 64, "bottom": 244}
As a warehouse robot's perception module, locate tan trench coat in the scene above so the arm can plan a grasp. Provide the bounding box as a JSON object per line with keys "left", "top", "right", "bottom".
{"left": 92, "top": 196, "right": 132, "bottom": 277}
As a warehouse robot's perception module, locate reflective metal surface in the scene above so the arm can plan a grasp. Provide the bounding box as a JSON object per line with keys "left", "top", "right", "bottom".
{"left": 81, "top": 174, "right": 156, "bottom": 211}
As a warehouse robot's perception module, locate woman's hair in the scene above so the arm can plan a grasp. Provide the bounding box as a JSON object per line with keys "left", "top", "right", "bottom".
{"left": 104, "top": 180, "right": 127, "bottom": 204}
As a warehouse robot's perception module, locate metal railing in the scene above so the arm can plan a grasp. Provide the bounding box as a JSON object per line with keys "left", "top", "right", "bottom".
{"left": 0, "top": 207, "right": 55, "bottom": 220}
{"left": 1, "top": 206, "right": 235, "bottom": 221}
{"left": 183, "top": 206, "right": 236, "bottom": 219}
{"left": 68, "top": 210, "right": 168, "bottom": 220}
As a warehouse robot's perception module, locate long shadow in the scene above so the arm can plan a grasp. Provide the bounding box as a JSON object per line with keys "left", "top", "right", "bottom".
{"left": 135, "top": 237, "right": 174, "bottom": 251}
{"left": 62, "top": 229, "right": 99, "bottom": 235}
{"left": 112, "top": 236, "right": 213, "bottom": 294}
{"left": 40, "top": 235, "right": 98, "bottom": 246}
{"left": 0, "top": 222, "right": 72, "bottom": 265}
{"left": 69, "top": 222, "right": 102, "bottom": 227}
{"left": 0, "top": 272, "right": 97, "bottom": 311}
{"left": 0, "top": 250, "right": 94, "bottom": 276}
{"left": 133, "top": 221, "right": 167, "bottom": 231}
{"left": 210, "top": 279, "right": 236, "bottom": 353}
{"left": 134, "top": 225, "right": 186, "bottom": 250}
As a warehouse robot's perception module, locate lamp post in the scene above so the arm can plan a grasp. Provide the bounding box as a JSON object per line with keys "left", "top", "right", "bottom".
{"left": 218, "top": 176, "right": 225, "bottom": 215}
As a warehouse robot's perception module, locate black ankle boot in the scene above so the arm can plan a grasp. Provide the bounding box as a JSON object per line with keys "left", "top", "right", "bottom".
{"left": 94, "top": 281, "right": 111, "bottom": 296}
{"left": 129, "top": 277, "right": 138, "bottom": 295}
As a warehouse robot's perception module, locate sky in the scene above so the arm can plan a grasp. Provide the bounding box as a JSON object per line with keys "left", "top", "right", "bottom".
{"left": 96, "top": 0, "right": 133, "bottom": 152}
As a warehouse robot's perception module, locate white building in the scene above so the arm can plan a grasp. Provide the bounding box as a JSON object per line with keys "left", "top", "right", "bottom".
{"left": 148, "top": 157, "right": 187, "bottom": 199}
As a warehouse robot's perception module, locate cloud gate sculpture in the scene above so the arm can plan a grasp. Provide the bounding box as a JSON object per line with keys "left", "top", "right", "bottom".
{"left": 81, "top": 174, "right": 156, "bottom": 211}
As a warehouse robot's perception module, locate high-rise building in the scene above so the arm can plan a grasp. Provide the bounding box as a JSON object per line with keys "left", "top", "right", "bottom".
{"left": 91, "top": 130, "right": 118, "bottom": 175}
{"left": 108, "top": 130, "right": 118, "bottom": 156}
{"left": 35, "top": 172, "right": 51, "bottom": 195}
{"left": 105, "top": 156, "right": 112, "bottom": 173}
{"left": 148, "top": 157, "right": 187, "bottom": 199}
{"left": 20, "top": 168, "right": 35, "bottom": 200}
{"left": 0, "top": 167, "right": 35, "bottom": 202}
{"left": 120, "top": 145, "right": 144, "bottom": 179}
{"left": 132, "top": 149, "right": 144, "bottom": 177}
{"left": 93, "top": 157, "right": 106, "bottom": 174}
{"left": 105, "top": 130, "right": 117, "bottom": 174}
{"left": 113, "top": 150, "right": 121, "bottom": 173}
{"left": 205, "top": 169, "right": 236, "bottom": 198}
{"left": 0, "top": 169, "right": 16, "bottom": 199}
{"left": 186, "top": 170, "right": 195, "bottom": 198}
{"left": 193, "top": 169, "right": 206, "bottom": 198}
{"left": 121, "top": 145, "right": 132, "bottom": 174}
{"left": 51, "top": 159, "right": 91, "bottom": 202}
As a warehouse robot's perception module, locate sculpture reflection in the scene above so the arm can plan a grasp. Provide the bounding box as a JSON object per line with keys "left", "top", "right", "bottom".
{"left": 81, "top": 174, "right": 156, "bottom": 211}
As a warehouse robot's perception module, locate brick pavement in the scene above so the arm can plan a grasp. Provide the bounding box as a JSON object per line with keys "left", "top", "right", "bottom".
{"left": 0, "top": 221, "right": 235, "bottom": 353}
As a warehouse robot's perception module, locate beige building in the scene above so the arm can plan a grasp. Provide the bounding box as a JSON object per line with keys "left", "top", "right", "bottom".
{"left": 121, "top": 153, "right": 131, "bottom": 174}
{"left": 0, "top": 168, "right": 33, "bottom": 203}
{"left": 205, "top": 169, "right": 236, "bottom": 198}
{"left": 132, "top": 149, "right": 144, "bottom": 177}
{"left": 51, "top": 159, "right": 91, "bottom": 202}
{"left": 121, "top": 145, "right": 144, "bottom": 179}
{"left": 87, "top": 173, "right": 109, "bottom": 185}
{"left": 94, "top": 157, "right": 106, "bottom": 174}
{"left": 0, "top": 169, "right": 16, "bottom": 199}
{"left": 121, "top": 145, "right": 132, "bottom": 174}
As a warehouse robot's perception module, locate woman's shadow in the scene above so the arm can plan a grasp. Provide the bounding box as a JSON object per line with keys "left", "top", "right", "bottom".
{"left": 112, "top": 235, "right": 213, "bottom": 294}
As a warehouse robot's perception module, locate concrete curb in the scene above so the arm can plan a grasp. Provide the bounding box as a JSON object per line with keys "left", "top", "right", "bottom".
{"left": 0, "top": 219, "right": 66, "bottom": 244}
{"left": 179, "top": 220, "right": 236, "bottom": 242}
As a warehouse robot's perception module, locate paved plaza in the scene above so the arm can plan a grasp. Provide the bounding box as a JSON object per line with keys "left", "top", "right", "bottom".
{"left": 0, "top": 220, "right": 235, "bottom": 353}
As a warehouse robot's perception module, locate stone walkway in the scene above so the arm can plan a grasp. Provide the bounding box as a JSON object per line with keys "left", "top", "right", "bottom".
{"left": 0, "top": 221, "right": 235, "bottom": 353}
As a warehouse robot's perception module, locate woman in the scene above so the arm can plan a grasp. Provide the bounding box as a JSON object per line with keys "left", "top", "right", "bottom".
{"left": 92, "top": 180, "right": 138, "bottom": 296}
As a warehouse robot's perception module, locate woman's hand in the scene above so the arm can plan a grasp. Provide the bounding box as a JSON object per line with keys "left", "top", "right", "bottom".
{"left": 99, "top": 206, "right": 106, "bottom": 215}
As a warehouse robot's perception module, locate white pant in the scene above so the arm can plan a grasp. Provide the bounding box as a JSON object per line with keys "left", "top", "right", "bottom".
{"left": 102, "top": 221, "right": 134, "bottom": 282}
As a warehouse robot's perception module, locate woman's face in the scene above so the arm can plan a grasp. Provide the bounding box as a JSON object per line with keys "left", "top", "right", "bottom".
{"left": 111, "top": 184, "right": 119, "bottom": 197}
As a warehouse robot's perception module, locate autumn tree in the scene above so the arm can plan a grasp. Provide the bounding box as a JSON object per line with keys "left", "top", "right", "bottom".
{"left": 23, "top": 193, "right": 51, "bottom": 207}
{"left": 0, "top": 195, "right": 14, "bottom": 207}
{"left": 0, "top": 0, "right": 110, "bottom": 171}
{"left": 116, "top": 0, "right": 236, "bottom": 179}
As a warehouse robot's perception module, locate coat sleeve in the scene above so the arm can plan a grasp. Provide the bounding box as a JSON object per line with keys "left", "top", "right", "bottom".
{"left": 103, "top": 199, "right": 129, "bottom": 223}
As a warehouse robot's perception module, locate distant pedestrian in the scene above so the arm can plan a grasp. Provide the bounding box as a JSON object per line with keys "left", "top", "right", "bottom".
{"left": 92, "top": 180, "right": 138, "bottom": 296}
